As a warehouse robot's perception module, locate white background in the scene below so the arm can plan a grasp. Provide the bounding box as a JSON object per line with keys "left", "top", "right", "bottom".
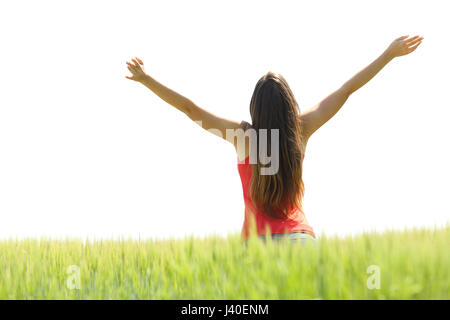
{"left": 0, "top": 0, "right": 448, "bottom": 240}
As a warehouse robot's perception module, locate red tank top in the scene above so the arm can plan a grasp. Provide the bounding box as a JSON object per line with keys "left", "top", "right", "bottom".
{"left": 237, "top": 154, "right": 315, "bottom": 240}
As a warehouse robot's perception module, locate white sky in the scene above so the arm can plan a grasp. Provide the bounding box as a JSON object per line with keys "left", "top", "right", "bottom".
{"left": 0, "top": 0, "right": 449, "bottom": 240}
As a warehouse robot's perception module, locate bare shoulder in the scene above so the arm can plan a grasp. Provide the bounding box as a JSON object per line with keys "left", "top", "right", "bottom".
{"left": 235, "top": 120, "right": 253, "bottom": 161}
{"left": 240, "top": 120, "right": 252, "bottom": 131}
{"left": 299, "top": 114, "right": 310, "bottom": 153}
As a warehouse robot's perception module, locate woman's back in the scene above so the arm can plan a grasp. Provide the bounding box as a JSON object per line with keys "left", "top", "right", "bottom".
{"left": 237, "top": 151, "right": 315, "bottom": 240}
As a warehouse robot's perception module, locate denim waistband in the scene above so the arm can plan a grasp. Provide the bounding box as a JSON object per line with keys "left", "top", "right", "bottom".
{"left": 261, "top": 232, "right": 316, "bottom": 240}
{"left": 244, "top": 232, "right": 317, "bottom": 245}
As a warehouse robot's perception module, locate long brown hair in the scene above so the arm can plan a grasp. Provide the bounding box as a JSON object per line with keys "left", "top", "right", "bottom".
{"left": 249, "top": 71, "right": 304, "bottom": 219}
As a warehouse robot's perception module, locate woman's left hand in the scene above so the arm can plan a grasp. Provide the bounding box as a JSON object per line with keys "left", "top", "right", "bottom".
{"left": 125, "top": 57, "right": 148, "bottom": 82}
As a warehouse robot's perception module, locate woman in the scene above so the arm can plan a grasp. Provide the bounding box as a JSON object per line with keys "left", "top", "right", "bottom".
{"left": 125, "top": 35, "right": 423, "bottom": 243}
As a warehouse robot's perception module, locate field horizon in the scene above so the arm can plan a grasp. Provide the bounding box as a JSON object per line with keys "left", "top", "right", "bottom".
{"left": 0, "top": 225, "right": 448, "bottom": 299}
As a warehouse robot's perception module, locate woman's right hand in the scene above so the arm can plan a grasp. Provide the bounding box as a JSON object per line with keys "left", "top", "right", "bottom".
{"left": 386, "top": 35, "right": 424, "bottom": 58}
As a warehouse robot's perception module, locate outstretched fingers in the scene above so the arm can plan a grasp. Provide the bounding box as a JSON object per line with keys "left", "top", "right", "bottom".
{"left": 126, "top": 61, "right": 138, "bottom": 79}
{"left": 125, "top": 57, "right": 146, "bottom": 81}
{"left": 132, "top": 58, "right": 142, "bottom": 69}
{"left": 396, "top": 35, "right": 409, "bottom": 41}
{"left": 407, "top": 41, "right": 422, "bottom": 53}
{"left": 127, "top": 65, "right": 134, "bottom": 73}
{"left": 406, "top": 35, "right": 424, "bottom": 52}
{"left": 406, "top": 36, "right": 423, "bottom": 46}
{"left": 405, "top": 35, "right": 420, "bottom": 43}
{"left": 135, "top": 57, "right": 144, "bottom": 65}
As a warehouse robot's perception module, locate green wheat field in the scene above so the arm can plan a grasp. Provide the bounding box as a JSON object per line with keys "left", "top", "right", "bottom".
{"left": 0, "top": 226, "right": 448, "bottom": 299}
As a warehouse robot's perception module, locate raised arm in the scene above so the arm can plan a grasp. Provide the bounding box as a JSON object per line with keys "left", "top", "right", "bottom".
{"left": 125, "top": 57, "right": 243, "bottom": 145}
{"left": 300, "top": 35, "right": 424, "bottom": 140}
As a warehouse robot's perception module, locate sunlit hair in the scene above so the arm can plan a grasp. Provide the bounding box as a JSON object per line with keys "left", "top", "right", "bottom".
{"left": 249, "top": 71, "right": 304, "bottom": 219}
